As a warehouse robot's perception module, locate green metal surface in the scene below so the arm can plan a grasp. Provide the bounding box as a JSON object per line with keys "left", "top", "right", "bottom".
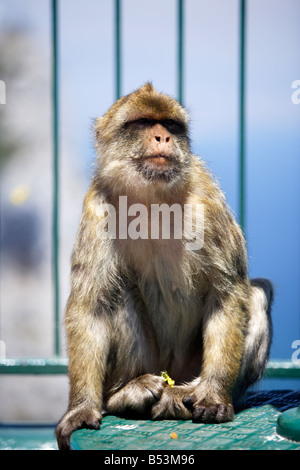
{"left": 277, "top": 406, "right": 300, "bottom": 442}
{"left": 70, "top": 390, "right": 300, "bottom": 451}
{"left": 0, "top": 391, "right": 299, "bottom": 450}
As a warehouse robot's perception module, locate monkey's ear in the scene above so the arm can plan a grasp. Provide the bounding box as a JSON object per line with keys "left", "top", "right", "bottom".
{"left": 141, "top": 82, "right": 154, "bottom": 93}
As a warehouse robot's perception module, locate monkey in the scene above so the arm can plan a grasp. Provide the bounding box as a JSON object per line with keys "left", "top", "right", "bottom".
{"left": 55, "top": 83, "right": 273, "bottom": 450}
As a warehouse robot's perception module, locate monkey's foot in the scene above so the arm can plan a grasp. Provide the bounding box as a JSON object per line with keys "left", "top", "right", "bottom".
{"left": 151, "top": 385, "right": 193, "bottom": 420}
{"left": 183, "top": 396, "right": 234, "bottom": 423}
{"left": 55, "top": 406, "right": 102, "bottom": 451}
{"left": 106, "top": 374, "right": 166, "bottom": 418}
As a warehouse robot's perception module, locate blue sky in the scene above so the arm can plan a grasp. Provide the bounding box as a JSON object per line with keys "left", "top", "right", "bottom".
{"left": 1, "top": 0, "right": 300, "bottom": 360}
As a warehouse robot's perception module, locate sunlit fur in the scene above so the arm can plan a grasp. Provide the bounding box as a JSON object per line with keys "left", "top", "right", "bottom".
{"left": 55, "top": 83, "right": 273, "bottom": 450}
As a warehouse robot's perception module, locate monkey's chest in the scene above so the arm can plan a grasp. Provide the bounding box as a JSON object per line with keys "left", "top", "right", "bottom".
{"left": 136, "top": 255, "right": 203, "bottom": 360}
{"left": 119, "top": 237, "right": 204, "bottom": 351}
{"left": 140, "top": 278, "right": 203, "bottom": 378}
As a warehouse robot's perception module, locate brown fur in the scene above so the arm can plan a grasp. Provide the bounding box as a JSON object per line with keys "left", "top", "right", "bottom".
{"left": 55, "top": 83, "right": 273, "bottom": 450}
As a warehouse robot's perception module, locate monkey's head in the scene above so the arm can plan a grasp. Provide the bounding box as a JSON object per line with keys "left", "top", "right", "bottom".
{"left": 95, "top": 83, "right": 192, "bottom": 197}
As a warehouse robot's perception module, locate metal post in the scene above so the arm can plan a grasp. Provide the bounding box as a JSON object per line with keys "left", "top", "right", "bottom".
{"left": 178, "top": 0, "right": 184, "bottom": 105}
{"left": 51, "top": 0, "right": 60, "bottom": 356}
{"left": 239, "top": 0, "right": 246, "bottom": 233}
{"left": 115, "top": 0, "right": 122, "bottom": 100}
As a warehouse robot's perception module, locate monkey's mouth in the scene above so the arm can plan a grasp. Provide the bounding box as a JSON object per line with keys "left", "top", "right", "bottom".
{"left": 144, "top": 155, "right": 172, "bottom": 166}
{"left": 134, "top": 154, "right": 181, "bottom": 183}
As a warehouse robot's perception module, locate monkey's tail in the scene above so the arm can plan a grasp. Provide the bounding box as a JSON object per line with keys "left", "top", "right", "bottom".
{"left": 233, "top": 278, "right": 273, "bottom": 405}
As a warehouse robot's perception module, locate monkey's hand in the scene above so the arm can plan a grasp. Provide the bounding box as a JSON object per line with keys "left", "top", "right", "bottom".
{"left": 55, "top": 406, "right": 102, "bottom": 450}
{"left": 151, "top": 385, "right": 193, "bottom": 420}
{"left": 106, "top": 374, "right": 166, "bottom": 418}
{"left": 182, "top": 392, "right": 234, "bottom": 424}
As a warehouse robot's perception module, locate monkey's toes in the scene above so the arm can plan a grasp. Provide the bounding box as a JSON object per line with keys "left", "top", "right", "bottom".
{"left": 183, "top": 397, "right": 234, "bottom": 424}
{"left": 82, "top": 418, "right": 101, "bottom": 431}
{"left": 193, "top": 403, "right": 234, "bottom": 423}
{"left": 55, "top": 408, "right": 102, "bottom": 450}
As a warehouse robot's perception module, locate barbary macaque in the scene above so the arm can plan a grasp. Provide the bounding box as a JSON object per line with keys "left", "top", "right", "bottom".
{"left": 55, "top": 83, "right": 273, "bottom": 450}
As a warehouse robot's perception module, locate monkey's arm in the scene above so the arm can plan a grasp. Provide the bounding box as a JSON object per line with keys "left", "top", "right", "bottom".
{"left": 179, "top": 172, "right": 250, "bottom": 422}
{"left": 183, "top": 284, "right": 249, "bottom": 423}
{"left": 55, "top": 188, "right": 116, "bottom": 450}
{"left": 55, "top": 308, "right": 109, "bottom": 450}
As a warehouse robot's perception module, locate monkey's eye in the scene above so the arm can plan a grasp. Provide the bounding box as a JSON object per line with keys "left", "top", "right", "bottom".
{"left": 161, "top": 119, "right": 185, "bottom": 134}
{"left": 135, "top": 118, "right": 151, "bottom": 125}
{"left": 127, "top": 118, "right": 152, "bottom": 129}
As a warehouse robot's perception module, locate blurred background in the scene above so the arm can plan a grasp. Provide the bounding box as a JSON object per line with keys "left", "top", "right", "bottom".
{"left": 0, "top": 0, "right": 299, "bottom": 425}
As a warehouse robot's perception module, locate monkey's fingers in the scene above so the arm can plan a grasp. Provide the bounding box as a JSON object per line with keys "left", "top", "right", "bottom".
{"left": 152, "top": 387, "right": 193, "bottom": 420}
{"left": 182, "top": 395, "right": 194, "bottom": 410}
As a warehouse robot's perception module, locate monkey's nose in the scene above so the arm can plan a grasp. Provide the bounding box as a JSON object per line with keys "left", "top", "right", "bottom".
{"left": 155, "top": 135, "right": 170, "bottom": 143}
{"left": 151, "top": 123, "right": 171, "bottom": 145}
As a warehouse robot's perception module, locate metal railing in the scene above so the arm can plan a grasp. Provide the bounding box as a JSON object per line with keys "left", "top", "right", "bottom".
{"left": 0, "top": 0, "right": 299, "bottom": 379}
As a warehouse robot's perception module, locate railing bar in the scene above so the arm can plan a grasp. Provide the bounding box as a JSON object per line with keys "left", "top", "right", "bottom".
{"left": 51, "top": 0, "right": 60, "bottom": 356}
{"left": 178, "top": 0, "right": 184, "bottom": 105}
{"left": 115, "top": 0, "right": 122, "bottom": 100}
{"left": 239, "top": 0, "right": 246, "bottom": 233}
{"left": 0, "top": 357, "right": 68, "bottom": 375}
{"left": 0, "top": 359, "right": 299, "bottom": 377}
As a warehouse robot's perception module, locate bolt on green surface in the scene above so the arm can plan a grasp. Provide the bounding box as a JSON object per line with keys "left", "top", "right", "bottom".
{"left": 277, "top": 406, "right": 300, "bottom": 442}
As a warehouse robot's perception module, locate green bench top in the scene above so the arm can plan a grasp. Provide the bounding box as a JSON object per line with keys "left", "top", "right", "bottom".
{"left": 71, "top": 390, "right": 300, "bottom": 451}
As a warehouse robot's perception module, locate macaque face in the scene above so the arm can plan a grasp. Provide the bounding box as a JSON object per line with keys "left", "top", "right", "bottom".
{"left": 123, "top": 117, "right": 189, "bottom": 183}
{"left": 95, "top": 84, "right": 192, "bottom": 190}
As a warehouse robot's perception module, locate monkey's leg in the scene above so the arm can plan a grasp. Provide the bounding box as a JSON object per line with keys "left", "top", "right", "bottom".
{"left": 106, "top": 374, "right": 166, "bottom": 418}
{"left": 183, "top": 286, "right": 249, "bottom": 424}
{"left": 232, "top": 278, "right": 273, "bottom": 403}
{"left": 55, "top": 309, "right": 109, "bottom": 450}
